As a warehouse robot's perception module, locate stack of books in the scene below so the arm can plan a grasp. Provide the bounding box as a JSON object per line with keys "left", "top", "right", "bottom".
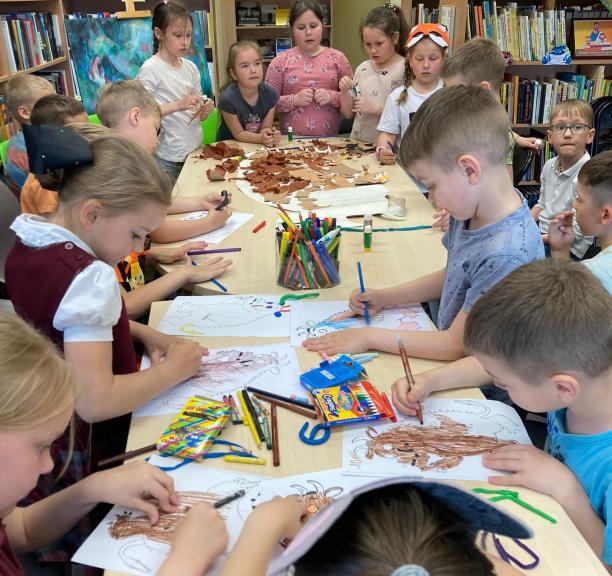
{"left": 0, "top": 11, "right": 64, "bottom": 73}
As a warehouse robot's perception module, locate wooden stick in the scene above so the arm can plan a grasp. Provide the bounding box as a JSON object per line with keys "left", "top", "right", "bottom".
{"left": 271, "top": 404, "right": 280, "bottom": 467}
{"left": 253, "top": 393, "right": 318, "bottom": 420}
{"left": 97, "top": 442, "right": 157, "bottom": 467}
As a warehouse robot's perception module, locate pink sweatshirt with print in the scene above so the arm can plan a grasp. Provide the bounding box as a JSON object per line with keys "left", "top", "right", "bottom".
{"left": 265, "top": 47, "right": 352, "bottom": 136}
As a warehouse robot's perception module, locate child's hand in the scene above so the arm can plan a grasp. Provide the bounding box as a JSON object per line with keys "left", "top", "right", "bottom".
{"left": 272, "top": 128, "right": 281, "bottom": 146}
{"left": 250, "top": 496, "right": 308, "bottom": 540}
{"left": 432, "top": 208, "right": 450, "bottom": 231}
{"left": 378, "top": 147, "right": 396, "bottom": 165}
{"left": 89, "top": 461, "right": 179, "bottom": 524}
{"left": 160, "top": 339, "right": 208, "bottom": 382}
{"left": 352, "top": 97, "right": 378, "bottom": 115}
{"left": 547, "top": 210, "right": 575, "bottom": 253}
{"left": 185, "top": 256, "right": 233, "bottom": 284}
{"left": 148, "top": 242, "right": 208, "bottom": 264}
{"left": 293, "top": 88, "right": 315, "bottom": 107}
{"left": 160, "top": 503, "right": 228, "bottom": 576}
{"left": 392, "top": 372, "right": 436, "bottom": 417}
{"left": 200, "top": 98, "right": 215, "bottom": 118}
{"left": 204, "top": 206, "right": 232, "bottom": 230}
{"left": 261, "top": 128, "right": 277, "bottom": 148}
{"left": 143, "top": 331, "right": 203, "bottom": 363}
{"left": 515, "top": 134, "right": 543, "bottom": 153}
{"left": 204, "top": 191, "right": 233, "bottom": 208}
{"left": 313, "top": 89, "right": 332, "bottom": 106}
{"left": 303, "top": 328, "right": 371, "bottom": 355}
{"left": 339, "top": 76, "right": 354, "bottom": 93}
{"left": 483, "top": 444, "right": 578, "bottom": 499}
{"left": 348, "top": 288, "right": 387, "bottom": 316}
{"left": 176, "top": 94, "right": 203, "bottom": 112}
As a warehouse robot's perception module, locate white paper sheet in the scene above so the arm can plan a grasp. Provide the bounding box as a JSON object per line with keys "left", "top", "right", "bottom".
{"left": 134, "top": 343, "right": 303, "bottom": 417}
{"left": 342, "top": 399, "right": 532, "bottom": 481}
{"left": 180, "top": 211, "right": 254, "bottom": 244}
{"left": 290, "top": 301, "right": 433, "bottom": 346}
{"left": 158, "top": 295, "right": 291, "bottom": 337}
{"left": 72, "top": 462, "right": 267, "bottom": 576}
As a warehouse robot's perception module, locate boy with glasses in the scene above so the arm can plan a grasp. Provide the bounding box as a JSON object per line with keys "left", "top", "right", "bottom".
{"left": 532, "top": 99, "right": 595, "bottom": 259}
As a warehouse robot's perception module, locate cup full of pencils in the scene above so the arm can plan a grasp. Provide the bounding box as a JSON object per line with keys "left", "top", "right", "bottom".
{"left": 276, "top": 205, "right": 341, "bottom": 290}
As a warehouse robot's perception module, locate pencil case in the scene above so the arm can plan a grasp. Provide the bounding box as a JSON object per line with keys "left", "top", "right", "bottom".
{"left": 310, "top": 380, "right": 395, "bottom": 427}
{"left": 157, "top": 395, "right": 231, "bottom": 460}
{"left": 300, "top": 354, "right": 364, "bottom": 391}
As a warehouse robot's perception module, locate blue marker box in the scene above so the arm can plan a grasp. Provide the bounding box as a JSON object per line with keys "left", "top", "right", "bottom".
{"left": 300, "top": 354, "right": 364, "bottom": 391}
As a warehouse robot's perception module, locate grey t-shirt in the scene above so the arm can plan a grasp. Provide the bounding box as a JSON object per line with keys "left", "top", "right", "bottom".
{"left": 217, "top": 82, "right": 279, "bottom": 141}
{"left": 438, "top": 194, "right": 544, "bottom": 330}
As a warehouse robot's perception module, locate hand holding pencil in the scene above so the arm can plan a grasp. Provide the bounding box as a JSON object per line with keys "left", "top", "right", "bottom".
{"left": 396, "top": 334, "right": 424, "bottom": 425}
{"left": 348, "top": 287, "right": 387, "bottom": 317}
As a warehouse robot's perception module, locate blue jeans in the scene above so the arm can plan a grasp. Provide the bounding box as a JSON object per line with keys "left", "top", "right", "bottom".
{"left": 154, "top": 154, "right": 184, "bottom": 187}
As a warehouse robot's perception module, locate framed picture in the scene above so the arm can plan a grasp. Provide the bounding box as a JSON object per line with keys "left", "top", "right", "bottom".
{"left": 572, "top": 19, "right": 612, "bottom": 58}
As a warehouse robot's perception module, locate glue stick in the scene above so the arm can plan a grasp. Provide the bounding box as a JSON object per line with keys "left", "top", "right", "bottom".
{"left": 288, "top": 126, "right": 293, "bottom": 142}
{"left": 363, "top": 213, "right": 372, "bottom": 230}
{"left": 363, "top": 225, "right": 372, "bottom": 252}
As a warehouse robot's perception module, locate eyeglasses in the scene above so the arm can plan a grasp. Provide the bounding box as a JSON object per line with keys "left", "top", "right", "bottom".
{"left": 550, "top": 123, "right": 591, "bottom": 135}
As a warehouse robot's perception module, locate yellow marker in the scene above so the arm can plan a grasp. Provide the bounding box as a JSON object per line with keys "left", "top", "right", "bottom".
{"left": 224, "top": 455, "right": 266, "bottom": 465}
{"left": 279, "top": 231, "right": 290, "bottom": 262}
{"left": 237, "top": 391, "right": 262, "bottom": 447}
{"left": 279, "top": 210, "right": 296, "bottom": 231}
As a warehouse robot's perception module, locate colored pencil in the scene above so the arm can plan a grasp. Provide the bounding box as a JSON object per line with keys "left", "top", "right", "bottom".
{"left": 209, "top": 278, "right": 228, "bottom": 292}
{"left": 237, "top": 390, "right": 262, "bottom": 446}
{"left": 252, "top": 393, "right": 318, "bottom": 420}
{"left": 187, "top": 248, "right": 241, "bottom": 255}
{"left": 214, "top": 489, "right": 245, "bottom": 509}
{"left": 228, "top": 394, "right": 243, "bottom": 424}
{"left": 271, "top": 404, "right": 280, "bottom": 467}
{"left": 97, "top": 443, "right": 157, "bottom": 467}
{"left": 224, "top": 455, "right": 266, "bottom": 465}
{"left": 357, "top": 261, "right": 370, "bottom": 325}
{"left": 245, "top": 387, "right": 314, "bottom": 409}
{"left": 242, "top": 390, "right": 265, "bottom": 444}
{"left": 396, "top": 334, "right": 424, "bottom": 425}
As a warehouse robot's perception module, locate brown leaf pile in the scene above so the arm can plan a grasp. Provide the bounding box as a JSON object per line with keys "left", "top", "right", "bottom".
{"left": 196, "top": 141, "right": 245, "bottom": 160}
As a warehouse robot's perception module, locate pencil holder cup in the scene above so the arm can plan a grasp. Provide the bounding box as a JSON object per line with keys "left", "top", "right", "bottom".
{"left": 276, "top": 229, "right": 341, "bottom": 290}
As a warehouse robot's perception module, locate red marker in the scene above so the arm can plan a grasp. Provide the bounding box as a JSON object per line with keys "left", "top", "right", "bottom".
{"left": 252, "top": 220, "right": 266, "bottom": 233}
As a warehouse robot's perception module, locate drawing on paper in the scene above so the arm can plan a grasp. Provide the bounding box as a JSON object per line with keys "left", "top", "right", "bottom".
{"left": 291, "top": 302, "right": 432, "bottom": 346}
{"left": 290, "top": 480, "right": 344, "bottom": 518}
{"left": 134, "top": 344, "right": 302, "bottom": 417}
{"left": 343, "top": 399, "right": 531, "bottom": 481}
{"left": 159, "top": 295, "right": 291, "bottom": 338}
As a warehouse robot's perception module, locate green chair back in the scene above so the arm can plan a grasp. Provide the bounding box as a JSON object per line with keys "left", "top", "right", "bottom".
{"left": 201, "top": 108, "right": 218, "bottom": 145}
{"left": 0, "top": 139, "right": 8, "bottom": 170}
{"left": 88, "top": 113, "right": 101, "bottom": 125}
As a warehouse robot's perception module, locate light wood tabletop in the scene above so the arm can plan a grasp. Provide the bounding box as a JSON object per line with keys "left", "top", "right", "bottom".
{"left": 105, "top": 138, "right": 607, "bottom": 576}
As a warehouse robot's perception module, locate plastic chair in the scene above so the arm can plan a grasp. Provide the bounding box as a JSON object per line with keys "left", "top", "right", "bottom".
{"left": 0, "top": 180, "right": 20, "bottom": 284}
{"left": 512, "top": 144, "right": 534, "bottom": 187}
{"left": 590, "top": 97, "right": 612, "bottom": 156}
{"left": 201, "top": 108, "right": 219, "bottom": 145}
{"left": 88, "top": 113, "right": 101, "bottom": 124}
{"left": 0, "top": 139, "right": 8, "bottom": 170}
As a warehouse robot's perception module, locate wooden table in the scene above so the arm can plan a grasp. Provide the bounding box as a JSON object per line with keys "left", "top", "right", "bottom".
{"left": 108, "top": 138, "right": 607, "bottom": 575}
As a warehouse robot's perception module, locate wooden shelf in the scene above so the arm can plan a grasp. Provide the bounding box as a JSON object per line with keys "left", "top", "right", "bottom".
{"left": 237, "top": 24, "right": 331, "bottom": 29}
{"left": 513, "top": 123, "right": 548, "bottom": 129}
{"left": 508, "top": 59, "right": 612, "bottom": 66}
{"left": 0, "top": 55, "right": 69, "bottom": 83}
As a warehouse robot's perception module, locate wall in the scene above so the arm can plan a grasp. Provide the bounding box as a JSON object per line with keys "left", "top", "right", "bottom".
{"left": 331, "top": 0, "right": 380, "bottom": 70}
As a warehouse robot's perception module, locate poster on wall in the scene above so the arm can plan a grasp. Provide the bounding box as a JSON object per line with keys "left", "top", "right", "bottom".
{"left": 65, "top": 15, "right": 213, "bottom": 113}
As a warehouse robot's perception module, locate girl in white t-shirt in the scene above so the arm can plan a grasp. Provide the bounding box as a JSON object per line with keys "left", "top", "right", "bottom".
{"left": 338, "top": 4, "right": 408, "bottom": 144}
{"left": 376, "top": 23, "right": 448, "bottom": 165}
{"left": 137, "top": 1, "right": 214, "bottom": 183}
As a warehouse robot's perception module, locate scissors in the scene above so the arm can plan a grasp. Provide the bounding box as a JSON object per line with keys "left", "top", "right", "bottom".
{"left": 299, "top": 421, "right": 330, "bottom": 445}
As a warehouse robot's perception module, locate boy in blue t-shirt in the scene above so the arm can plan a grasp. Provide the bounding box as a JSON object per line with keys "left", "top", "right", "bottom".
{"left": 463, "top": 259, "right": 612, "bottom": 568}
{"left": 304, "top": 85, "right": 543, "bottom": 361}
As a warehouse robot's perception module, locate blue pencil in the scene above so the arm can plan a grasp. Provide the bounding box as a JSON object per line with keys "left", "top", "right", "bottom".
{"left": 357, "top": 261, "right": 369, "bottom": 325}
{"left": 209, "top": 278, "right": 228, "bottom": 292}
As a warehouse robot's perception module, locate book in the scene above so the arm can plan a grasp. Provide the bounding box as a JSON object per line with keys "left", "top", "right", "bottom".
{"left": 0, "top": 20, "right": 16, "bottom": 73}
{"left": 276, "top": 8, "right": 289, "bottom": 26}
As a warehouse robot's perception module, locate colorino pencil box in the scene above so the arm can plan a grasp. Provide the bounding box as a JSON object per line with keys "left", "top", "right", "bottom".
{"left": 310, "top": 380, "right": 395, "bottom": 427}
{"left": 300, "top": 355, "right": 365, "bottom": 391}
{"left": 157, "top": 395, "right": 231, "bottom": 460}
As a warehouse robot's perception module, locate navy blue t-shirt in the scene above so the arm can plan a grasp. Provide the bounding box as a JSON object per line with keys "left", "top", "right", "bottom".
{"left": 217, "top": 82, "right": 279, "bottom": 141}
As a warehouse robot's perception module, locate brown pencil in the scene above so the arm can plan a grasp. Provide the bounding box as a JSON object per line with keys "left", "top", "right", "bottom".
{"left": 97, "top": 442, "right": 157, "bottom": 467}
{"left": 253, "top": 393, "right": 318, "bottom": 420}
{"left": 271, "top": 404, "right": 280, "bottom": 467}
{"left": 397, "top": 334, "right": 424, "bottom": 425}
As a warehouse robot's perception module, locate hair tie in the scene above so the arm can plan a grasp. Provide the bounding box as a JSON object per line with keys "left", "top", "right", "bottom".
{"left": 391, "top": 566, "right": 430, "bottom": 576}
{"left": 22, "top": 124, "right": 93, "bottom": 175}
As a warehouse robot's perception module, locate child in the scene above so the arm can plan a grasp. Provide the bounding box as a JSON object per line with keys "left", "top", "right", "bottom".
{"left": 531, "top": 99, "right": 595, "bottom": 259}
{"left": 265, "top": 0, "right": 353, "bottom": 137}
{"left": 376, "top": 23, "right": 447, "bottom": 165}
{"left": 338, "top": 4, "right": 408, "bottom": 144}
{"left": 5, "top": 124, "right": 206, "bottom": 559}
{"left": 20, "top": 94, "right": 88, "bottom": 216}
{"left": 304, "top": 86, "right": 544, "bottom": 361}
{"left": 4, "top": 74, "right": 55, "bottom": 197}
{"left": 549, "top": 150, "right": 612, "bottom": 291}
{"left": 0, "top": 311, "right": 228, "bottom": 574}
{"left": 137, "top": 1, "right": 214, "bottom": 184}
{"left": 222, "top": 477, "right": 529, "bottom": 575}
{"left": 95, "top": 79, "right": 232, "bottom": 244}
{"left": 217, "top": 40, "right": 281, "bottom": 146}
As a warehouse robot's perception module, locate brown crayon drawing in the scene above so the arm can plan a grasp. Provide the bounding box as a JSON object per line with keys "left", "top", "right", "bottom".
{"left": 290, "top": 480, "right": 344, "bottom": 518}
{"left": 365, "top": 414, "right": 515, "bottom": 472}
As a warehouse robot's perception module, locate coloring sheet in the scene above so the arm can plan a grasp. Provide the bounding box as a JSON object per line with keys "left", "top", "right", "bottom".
{"left": 134, "top": 343, "right": 303, "bottom": 417}
{"left": 72, "top": 461, "right": 267, "bottom": 576}
{"left": 343, "top": 399, "right": 532, "bottom": 481}
{"left": 180, "top": 211, "right": 254, "bottom": 244}
{"left": 159, "top": 295, "right": 291, "bottom": 338}
{"left": 290, "top": 301, "right": 433, "bottom": 346}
